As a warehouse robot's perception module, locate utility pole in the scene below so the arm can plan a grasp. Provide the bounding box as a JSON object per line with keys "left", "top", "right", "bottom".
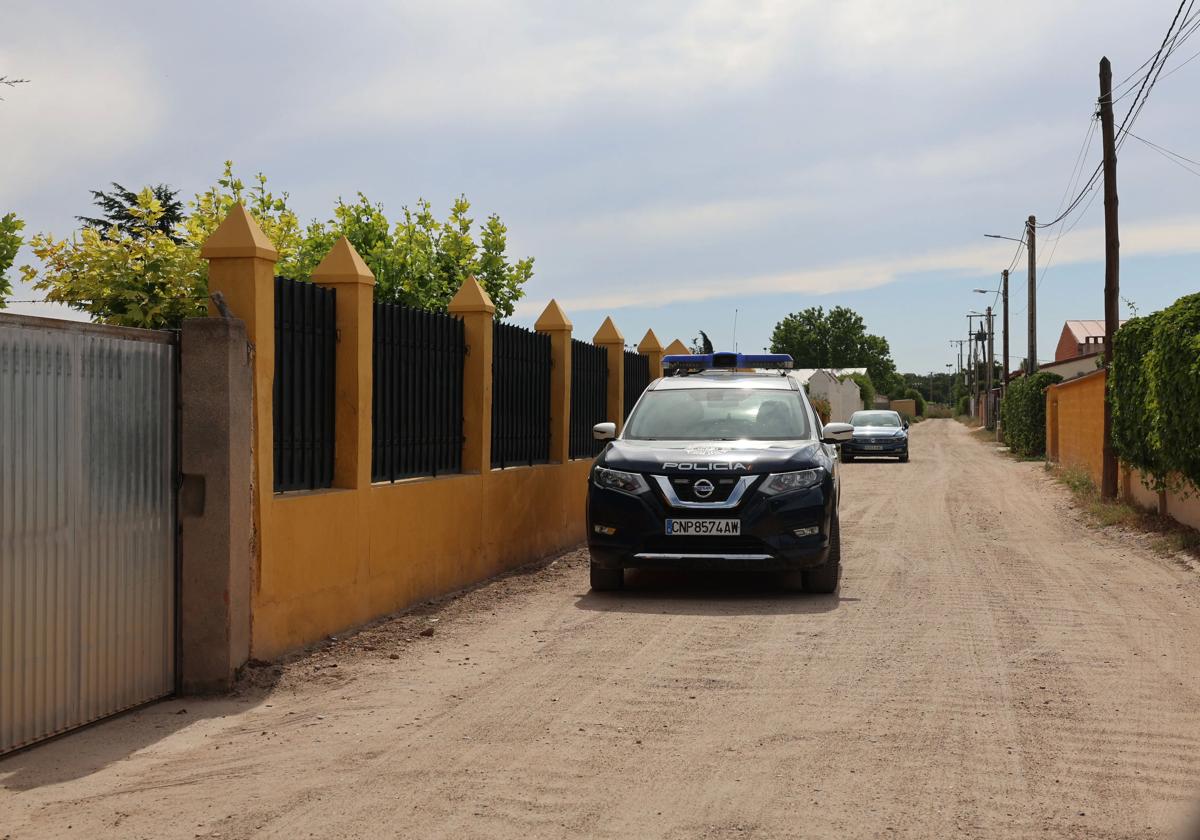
{"left": 1026, "top": 215, "right": 1038, "bottom": 373}
{"left": 986, "top": 307, "right": 995, "bottom": 430}
{"left": 1001, "top": 269, "right": 1010, "bottom": 383}
{"left": 1100, "top": 56, "right": 1121, "bottom": 500}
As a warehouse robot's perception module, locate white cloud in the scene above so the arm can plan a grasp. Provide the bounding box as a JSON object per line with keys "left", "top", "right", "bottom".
{"left": 516, "top": 213, "right": 1200, "bottom": 315}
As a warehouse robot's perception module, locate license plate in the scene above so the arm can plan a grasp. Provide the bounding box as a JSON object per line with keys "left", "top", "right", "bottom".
{"left": 665, "top": 519, "right": 741, "bottom": 536}
{"left": 864, "top": 445, "right": 884, "bottom": 450}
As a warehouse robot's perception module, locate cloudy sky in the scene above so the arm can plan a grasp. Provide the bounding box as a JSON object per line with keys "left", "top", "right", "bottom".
{"left": 3, "top": 0, "right": 1198, "bottom": 372}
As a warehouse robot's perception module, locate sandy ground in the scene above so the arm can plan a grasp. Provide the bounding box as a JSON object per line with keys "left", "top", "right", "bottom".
{"left": 4, "top": 419, "right": 1200, "bottom": 840}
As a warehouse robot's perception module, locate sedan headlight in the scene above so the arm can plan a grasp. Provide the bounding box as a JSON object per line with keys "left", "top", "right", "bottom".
{"left": 593, "top": 466, "right": 650, "bottom": 496}
{"left": 760, "top": 467, "right": 826, "bottom": 496}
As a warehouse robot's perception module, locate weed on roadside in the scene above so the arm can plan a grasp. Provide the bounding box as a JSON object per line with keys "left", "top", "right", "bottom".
{"left": 1046, "top": 462, "right": 1200, "bottom": 561}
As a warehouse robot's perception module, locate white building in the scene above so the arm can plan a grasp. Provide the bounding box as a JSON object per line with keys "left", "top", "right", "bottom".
{"left": 792, "top": 368, "right": 864, "bottom": 423}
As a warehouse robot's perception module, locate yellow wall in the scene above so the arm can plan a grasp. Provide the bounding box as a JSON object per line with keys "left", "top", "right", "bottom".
{"left": 889, "top": 398, "right": 917, "bottom": 416}
{"left": 1045, "top": 369, "right": 1200, "bottom": 530}
{"left": 1046, "top": 370, "right": 1106, "bottom": 486}
{"left": 201, "top": 209, "right": 647, "bottom": 659}
{"left": 252, "top": 461, "right": 592, "bottom": 659}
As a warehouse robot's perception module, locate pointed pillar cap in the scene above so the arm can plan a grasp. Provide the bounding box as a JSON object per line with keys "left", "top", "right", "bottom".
{"left": 637, "top": 328, "right": 663, "bottom": 353}
{"left": 312, "top": 236, "right": 375, "bottom": 286}
{"left": 664, "top": 338, "right": 689, "bottom": 355}
{"left": 593, "top": 315, "right": 624, "bottom": 344}
{"left": 199, "top": 204, "right": 279, "bottom": 260}
{"left": 448, "top": 275, "right": 496, "bottom": 315}
{"left": 534, "top": 299, "right": 572, "bottom": 331}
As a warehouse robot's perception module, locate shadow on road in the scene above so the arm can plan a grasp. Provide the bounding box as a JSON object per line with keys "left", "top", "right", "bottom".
{"left": 574, "top": 568, "right": 858, "bottom": 616}
{"left": 0, "top": 695, "right": 257, "bottom": 793}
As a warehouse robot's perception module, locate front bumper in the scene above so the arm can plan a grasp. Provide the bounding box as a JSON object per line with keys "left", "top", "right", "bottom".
{"left": 587, "top": 475, "right": 835, "bottom": 571}
{"left": 842, "top": 437, "right": 907, "bottom": 456}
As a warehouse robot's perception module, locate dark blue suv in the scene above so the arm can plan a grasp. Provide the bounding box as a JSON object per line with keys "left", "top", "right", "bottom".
{"left": 585, "top": 353, "right": 853, "bottom": 593}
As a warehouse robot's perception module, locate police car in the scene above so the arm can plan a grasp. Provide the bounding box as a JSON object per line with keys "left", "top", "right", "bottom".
{"left": 586, "top": 352, "right": 854, "bottom": 593}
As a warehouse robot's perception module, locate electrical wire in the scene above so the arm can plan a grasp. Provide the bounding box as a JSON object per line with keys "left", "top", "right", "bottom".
{"left": 1036, "top": 0, "right": 1194, "bottom": 230}
{"left": 1125, "top": 130, "right": 1200, "bottom": 177}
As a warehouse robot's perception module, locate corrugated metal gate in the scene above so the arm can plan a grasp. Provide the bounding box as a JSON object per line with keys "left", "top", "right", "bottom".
{"left": 1, "top": 315, "right": 177, "bottom": 755}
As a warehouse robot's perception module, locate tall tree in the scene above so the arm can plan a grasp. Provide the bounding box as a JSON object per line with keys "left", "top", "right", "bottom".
{"left": 770, "top": 306, "right": 902, "bottom": 394}
{"left": 78, "top": 183, "right": 186, "bottom": 243}
{"left": 0, "top": 212, "right": 23, "bottom": 308}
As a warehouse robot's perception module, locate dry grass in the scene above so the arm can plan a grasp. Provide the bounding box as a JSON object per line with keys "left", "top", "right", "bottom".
{"left": 1046, "top": 462, "right": 1200, "bottom": 560}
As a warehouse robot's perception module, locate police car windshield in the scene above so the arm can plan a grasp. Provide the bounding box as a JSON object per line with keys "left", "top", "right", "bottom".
{"left": 623, "top": 388, "right": 812, "bottom": 441}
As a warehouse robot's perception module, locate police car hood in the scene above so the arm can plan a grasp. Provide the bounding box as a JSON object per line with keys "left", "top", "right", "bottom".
{"left": 602, "top": 438, "right": 823, "bottom": 476}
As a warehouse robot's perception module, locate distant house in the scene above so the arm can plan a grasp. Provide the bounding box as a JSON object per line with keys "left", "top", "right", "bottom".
{"left": 791, "top": 368, "right": 865, "bottom": 423}
{"left": 1054, "top": 320, "right": 1128, "bottom": 362}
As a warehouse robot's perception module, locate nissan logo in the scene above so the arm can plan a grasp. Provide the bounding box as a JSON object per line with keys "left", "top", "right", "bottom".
{"left": 693, "top": 479, "right": 715, "bottom": 499}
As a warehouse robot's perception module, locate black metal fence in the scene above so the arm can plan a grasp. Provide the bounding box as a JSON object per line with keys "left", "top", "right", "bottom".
{"left": 491, "top": 322, "right": 551, "bottom": 468}
{"left": 273, "top": 275, "right": 336, "bottom": 492}
{"left": 372, "top": 302, "right": 465, "bottom": 481}
{"left": 623, "top": 350, "right": 651, "bottom": 421}
{"left": 570, "top": 339, "right": 608, "bottom": 459}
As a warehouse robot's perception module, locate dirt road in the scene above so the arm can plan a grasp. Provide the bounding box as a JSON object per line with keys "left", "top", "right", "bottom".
{"left": 4, "top": 419, "right": 1200, "bottom": 839}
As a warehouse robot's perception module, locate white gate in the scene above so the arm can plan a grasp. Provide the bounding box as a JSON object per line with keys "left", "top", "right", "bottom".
{"left": 1, "top": 314, "right": 177, "bottom": 755}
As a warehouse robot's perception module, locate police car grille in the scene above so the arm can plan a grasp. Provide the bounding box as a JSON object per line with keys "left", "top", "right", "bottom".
{"left": 666, "top": 476, "right": 739, "bottom": 503}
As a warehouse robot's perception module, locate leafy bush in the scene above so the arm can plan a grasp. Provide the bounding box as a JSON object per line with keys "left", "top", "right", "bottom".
{"left": 924, "top": 403, "right": 953, "bottom": 419}
{"left": 956, "top": 395, "right": 970, "bottom": 416}
{"left": 1001, "top": 371, "right": 1062, "bottom": 457}
{"left": 1110, "top": 315, "right": 1165, "bottom": 488}
{"left": 811, "top": 397, "right": 832, "bottom": 425}
{"left": 841, "top": 372, "right": 875, "bottom": 409}
{"left": 903, "top": 387, "right": 926, "bottom": 416}
{"left": 1112, "top": 293, "right": 1200, "bottom": 491}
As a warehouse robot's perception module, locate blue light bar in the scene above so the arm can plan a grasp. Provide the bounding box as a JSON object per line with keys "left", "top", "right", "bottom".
{"left": 662, "top": 352, "right": 793, "bottom": 370}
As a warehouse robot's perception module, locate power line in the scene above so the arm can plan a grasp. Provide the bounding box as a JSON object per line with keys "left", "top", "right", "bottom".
{"left": 1125, "top": 130, "right": 1200, "bottom": 177}
{"left": 1036, "top": 0, "right": 1194, "bottom": 230}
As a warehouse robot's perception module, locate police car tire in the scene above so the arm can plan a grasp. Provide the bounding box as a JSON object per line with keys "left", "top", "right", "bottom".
{"left": 899, "top": 451, "right": 909, "bottom": 463}
{"left": 842, "top": 453, "right": 854, "bottom": 463}
{"left": 590, "top": 565, "right": 624, "bottom": 591}
{"left": 803, "top": 517, "right": 841, "bottom": 594}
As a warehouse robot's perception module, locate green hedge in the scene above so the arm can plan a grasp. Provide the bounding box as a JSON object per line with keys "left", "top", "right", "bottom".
{"left": 1111, "top": 292, "right": 1200, "bottom": 490}
{"left": 902, "top": 387, "right": 927, "bottom": 416}
{"left": 1001, "top": 371, "right": 1062, "bottom": 456}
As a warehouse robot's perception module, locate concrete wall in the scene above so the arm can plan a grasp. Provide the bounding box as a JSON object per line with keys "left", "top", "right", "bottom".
{"left": 179, "top": 317, "right": 253, "bottom": 691}
{"left": 200, "top": 206, "right": 672, "bottom": 659}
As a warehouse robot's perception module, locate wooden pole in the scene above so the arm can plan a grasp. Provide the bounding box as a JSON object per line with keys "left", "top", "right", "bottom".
{"left": 1001, "top": 270, "right": 1010, "bottom": 383}
{"left": 1100, "top": 56, "right": 1121, "bottom": 500}
{"left": 1026, "top": 216, "right": 1037, "bottom": 373}
{"left": 986, "top": 307, "right": 995, "bottom": 430}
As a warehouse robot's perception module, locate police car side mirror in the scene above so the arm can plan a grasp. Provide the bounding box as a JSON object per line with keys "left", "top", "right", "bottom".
{"left": 821, "top": 422, "right": 853, "bottom": 444}
{"left": 593, "top": 422, "right": 616, "bottom": 441}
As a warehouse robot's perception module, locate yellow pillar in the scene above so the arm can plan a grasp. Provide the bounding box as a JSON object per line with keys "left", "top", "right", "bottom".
{"left": 448, "top": 276, "right": 496, "bottom": 473}
{"left": 638, "top": 328, "right": 665, "bottom": 381}
{"left": 200, "top": 204, "right": 279, "bottom": 548}
{"left": 593, "top": 316, "right": 626, "bottom": 433}
{"left": 312, "top": 237, "right": 376, "bottom": 490}
{"left": 663, "top": 338, "right": 689, "bottom": 356}
{"left": 535, "top": 300, "right": 573, "bottom": 464}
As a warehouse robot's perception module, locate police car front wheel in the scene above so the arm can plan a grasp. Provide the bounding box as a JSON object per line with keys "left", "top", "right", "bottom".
{"left": 590, "top": 564, "right": 624, "bottom": 591}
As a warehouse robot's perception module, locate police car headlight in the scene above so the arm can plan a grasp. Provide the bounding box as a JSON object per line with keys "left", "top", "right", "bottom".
{"left": 593, "top": 466, "right": 650, "bottom": 496}
{"left": 760, "top": 468, "right": 825, "bottom": 496}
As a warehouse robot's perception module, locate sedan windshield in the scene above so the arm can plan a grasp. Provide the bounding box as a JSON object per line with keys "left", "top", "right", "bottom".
{"left": 850, "top": 411, "right": 901, "bottom": 428}
{"left": 624, "top": 388, "right": 812, "bottom": 441}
